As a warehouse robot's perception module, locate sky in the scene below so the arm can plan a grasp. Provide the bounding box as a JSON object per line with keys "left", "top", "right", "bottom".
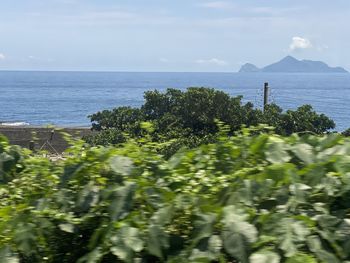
{"left": 0, "top": 0, "right": 349, "bottom": 72}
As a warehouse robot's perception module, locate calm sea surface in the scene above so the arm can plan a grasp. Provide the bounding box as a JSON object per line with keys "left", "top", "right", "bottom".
{"left": 1, "top": 71, "right": 350, "bottom": 130}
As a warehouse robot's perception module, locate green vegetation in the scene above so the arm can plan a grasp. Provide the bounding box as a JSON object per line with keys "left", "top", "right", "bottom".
{"left": 86, "top": 88, "right": 335, "bottom": 157}
{"left": 0, "top": 88, "right": 344, "bottom": 262}
{"left": 1, "top": 127, "right": 350, "bottom": 262}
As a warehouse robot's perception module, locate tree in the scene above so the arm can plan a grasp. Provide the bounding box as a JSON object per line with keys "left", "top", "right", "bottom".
{"left": 86, "top": 88, "right": 335, "bottom": 156}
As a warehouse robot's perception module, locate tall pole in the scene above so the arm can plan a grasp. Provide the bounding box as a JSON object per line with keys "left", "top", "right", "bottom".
{"left": 264, "top": 82, "right": 269, "bottom": 112}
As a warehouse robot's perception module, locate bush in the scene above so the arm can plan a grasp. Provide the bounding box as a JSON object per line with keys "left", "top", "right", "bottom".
{"left": 342, "top": 128, "right": 350, "bottom": 137}
{"left": 1, "top": 128, "right": 350, "bottom": 262}
{"left": 86, "top": 88, "right": 335, "bottom": 156}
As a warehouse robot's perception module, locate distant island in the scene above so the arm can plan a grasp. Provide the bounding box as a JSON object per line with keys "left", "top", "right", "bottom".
{"left": 239, "top": 56, "right": 348, "bottom": 73}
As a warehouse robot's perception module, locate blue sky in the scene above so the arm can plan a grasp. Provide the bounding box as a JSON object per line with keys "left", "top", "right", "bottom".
{"left": 0, "top": 0, "right": 349, "bottom": 72}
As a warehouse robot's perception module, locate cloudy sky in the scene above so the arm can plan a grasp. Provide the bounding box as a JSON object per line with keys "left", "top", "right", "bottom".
{"left": 0, "top": 0, "right": 349, "bottom": 72}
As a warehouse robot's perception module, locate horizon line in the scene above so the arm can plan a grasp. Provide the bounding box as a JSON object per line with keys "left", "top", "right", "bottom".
{"left": 0, "top": 69, "right": 237, "bottom": 74}
{"left": 0, "top": 69, "right": 349, "bottom": 74}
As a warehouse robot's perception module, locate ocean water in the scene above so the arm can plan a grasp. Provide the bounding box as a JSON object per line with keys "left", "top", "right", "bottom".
{"left": 1, "top": 71, "right": 350, "bottom": 130}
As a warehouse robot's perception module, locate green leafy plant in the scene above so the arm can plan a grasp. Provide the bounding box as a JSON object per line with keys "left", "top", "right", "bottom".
{"left": 1, "top": 126, "right": 350, "bottom": 262}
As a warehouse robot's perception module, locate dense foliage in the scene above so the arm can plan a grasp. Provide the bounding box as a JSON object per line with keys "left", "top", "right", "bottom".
{"left": 86, "top": 88, "right": 335, "bottom": 156}
{"left": 1, "top": 127, "right": 350, "bottom": 262}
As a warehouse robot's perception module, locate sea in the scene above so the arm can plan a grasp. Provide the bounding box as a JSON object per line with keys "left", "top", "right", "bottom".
{"left": 1, "top": 71, "right": 350, "bottom": 131}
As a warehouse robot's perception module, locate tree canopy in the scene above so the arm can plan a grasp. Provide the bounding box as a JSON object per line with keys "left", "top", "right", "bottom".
{"left": 87, "top": 87, "right": 335, "bottom": 156}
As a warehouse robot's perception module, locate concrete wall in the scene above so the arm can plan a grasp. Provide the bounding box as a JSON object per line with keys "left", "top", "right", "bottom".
{"left": 0, "top": 126, "right": 92, "bottom": 153}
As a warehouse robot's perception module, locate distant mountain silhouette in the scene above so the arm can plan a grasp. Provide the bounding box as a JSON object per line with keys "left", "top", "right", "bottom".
{"left": 239, "top": 56, "right": 348, "bottom": 73}
{"left": 239, "top": 63, "right": 260, "bottom": 73}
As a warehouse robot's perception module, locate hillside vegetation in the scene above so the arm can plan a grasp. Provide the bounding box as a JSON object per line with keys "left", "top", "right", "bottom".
{"left": 1, "top": 127, "right": 350, "bottom": 262}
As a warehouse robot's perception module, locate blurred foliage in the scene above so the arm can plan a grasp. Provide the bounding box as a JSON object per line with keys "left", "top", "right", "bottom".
{"left": 86, "top": 88, "right": 335, "bottom": 156}
{"left": 342, "top": 128, "right": 350, "bottom": 137}
{"left": 1, "top": 126, "right": 350, "bottom": 262}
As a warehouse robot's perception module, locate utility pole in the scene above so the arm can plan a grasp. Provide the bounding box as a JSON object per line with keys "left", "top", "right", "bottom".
{"left": 263, "top": 82, "right": 269, "bottom": 112}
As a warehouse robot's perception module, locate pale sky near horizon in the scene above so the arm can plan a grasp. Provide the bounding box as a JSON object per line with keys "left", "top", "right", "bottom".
{"left": 0, "top": 0, "right": 349, "bottom": 72}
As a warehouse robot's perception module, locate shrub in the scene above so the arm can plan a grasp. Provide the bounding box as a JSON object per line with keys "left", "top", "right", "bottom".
{"left": 86, "top": 88, "right": 335, "bottom": 156}
{"left": 1, "top": 128, "right": 350, "bottom": 262}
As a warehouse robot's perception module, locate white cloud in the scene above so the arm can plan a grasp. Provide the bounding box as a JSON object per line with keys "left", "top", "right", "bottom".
{"left": 0, "top": 53, "right": 5, "bottom": 60}
{"left": 289, "top": 36, "right": 312, "bottom": 51}
{"left": 195, "top": 58, "right": 228, "bottom": 66}
{"left": 200, "top": 1, "right": 235, "bottom": 9}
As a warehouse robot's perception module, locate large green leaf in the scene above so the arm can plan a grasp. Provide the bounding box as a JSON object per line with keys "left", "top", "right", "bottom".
{"left": 106, "top": 182, "right": 136, "bottom": 221}
{"left": 292, "top": 143, "right": 314, "bottom": 164}
{"left": 59, "top": 223, "right": 75, "bottom": 233}
{"left": 277, "top": 219, "right": 310, "bottom": 257}
{"left": 265, "top": 137, "right": 291, "bottom": 164}
{"left": 13, "top": 223, "right": 36, "bottom": 256}
{"left": 189, "top": 235, "right": 223, "bottom": 262}
{"left": 146, "top": 225, "right": 169, "bottom": 260}
{"left": 110, "top": 156, "right": 134, "bottom": 176}
{"left": 192, "top": 213, "right": 217, "bottom": 244}
{"left": 0, "top": 247, "right": 19, "bottom": 263}
{"left": 307, "top": 235, "right": 340, "bottom": 263}
{"left": 221, "top": 206, "right": 257, "bottom": 263}
{"left": 110, "top": 226, "right": 144, "bottom": 262}
{"left": 77, "top": 248, "right": 103, "bottom": 263}
{"left": 249, "top": 250, "right": 280, "bottom": 263}
{"left": 150, "top": 206, "right": 174, "bottom": 226}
